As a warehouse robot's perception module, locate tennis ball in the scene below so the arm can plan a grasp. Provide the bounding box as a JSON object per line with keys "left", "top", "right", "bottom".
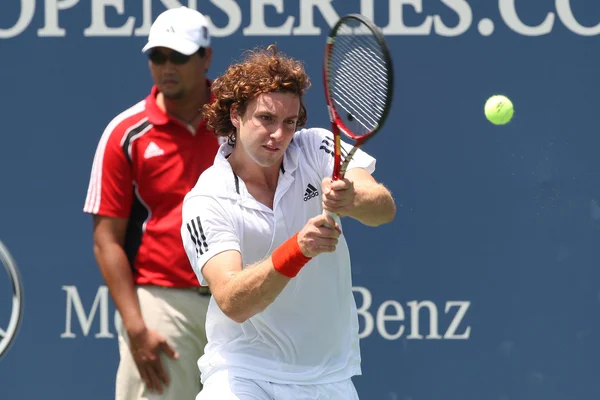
{"left": 484, "top": 95, "right": 514, "bottom": 125}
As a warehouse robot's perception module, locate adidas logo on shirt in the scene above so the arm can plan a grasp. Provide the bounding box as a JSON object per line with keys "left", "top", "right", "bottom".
{"left": 144, "top": 141, "right": 165, "bottom": 159}
{"left": 303, "top": 183, "right": 319, "bottom": 202}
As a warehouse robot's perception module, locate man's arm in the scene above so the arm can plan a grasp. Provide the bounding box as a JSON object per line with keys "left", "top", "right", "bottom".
{"left": 93, "top": 215, "right": 177, "bottom": 393}
{"left": 93, "top": 216, "right": 146, "bottom": 336}
{"left": 203, "top": 250, "right": 289, "bottom": 323}
{"left": 322, "top": 168, "right": 396, "bottom": 227}
{"left": 202, "top": 214, "right": 340, "bottom": 324}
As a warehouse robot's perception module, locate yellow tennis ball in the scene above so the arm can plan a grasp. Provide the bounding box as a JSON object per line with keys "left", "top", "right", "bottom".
{"left": 484, "top": 95, "right": 514, "bottom": 125}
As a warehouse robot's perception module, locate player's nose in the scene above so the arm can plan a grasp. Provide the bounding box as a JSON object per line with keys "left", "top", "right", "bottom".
{"left": 270, "top": 125, "right": 285, "bottom": 141}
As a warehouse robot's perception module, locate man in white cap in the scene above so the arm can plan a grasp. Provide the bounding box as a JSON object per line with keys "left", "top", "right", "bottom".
{"left": 83, "top": 6, "right": 219, "bottom": 400}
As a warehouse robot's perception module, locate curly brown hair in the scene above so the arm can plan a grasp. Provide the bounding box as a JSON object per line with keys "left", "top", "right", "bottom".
{"left": 203, "top": 44, "right": 311, "bottom": 144}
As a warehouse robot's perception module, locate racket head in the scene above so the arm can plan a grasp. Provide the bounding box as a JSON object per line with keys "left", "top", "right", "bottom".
{"left": 323, "top": 14, "right": 394, "bottom": 145}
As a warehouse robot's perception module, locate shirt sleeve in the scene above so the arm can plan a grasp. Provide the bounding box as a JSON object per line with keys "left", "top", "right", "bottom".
{"left": 83, "top": 121, "right": 133, "bottom": 218}
{"left": 298, "top": 128, "right": 377, "bottom": 179}
{"left": 181, "top": 194, "right": 241, "bottom": 285}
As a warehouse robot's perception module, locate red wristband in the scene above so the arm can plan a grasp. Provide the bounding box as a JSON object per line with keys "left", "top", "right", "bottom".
{"left": 271, "top": 233, "right": 312, "bottom": 278}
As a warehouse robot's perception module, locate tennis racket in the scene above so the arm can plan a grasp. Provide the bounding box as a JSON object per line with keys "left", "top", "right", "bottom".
{"left": 323, "top": 13, "right": 394, "bottom": 217}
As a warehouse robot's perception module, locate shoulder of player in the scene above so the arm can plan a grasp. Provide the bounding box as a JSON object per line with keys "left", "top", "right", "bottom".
{"left": 293, "top": 127, "right": 333, "bottom": 146}
{"left": 186, "top": 163, "right": 238, "bottom": 199}
{"left": 292, "top": 127, "right": 335, "bottom": 158}
{"left": 101, "top": 100, "right": 149, "bottom": 144}
{"left": 182, "top": 166, "right": 238, "bottom": 223}
{"left": 88, "top": 100, "right": 148, "bottom": 162}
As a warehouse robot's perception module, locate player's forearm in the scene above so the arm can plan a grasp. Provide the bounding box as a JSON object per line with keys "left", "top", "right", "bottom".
{"left": 348, "top": 180, "right": 396, "bottom": 226}
{"left": 216, "top": 259, "right": 290, "bottom": 324}
{"left": 93, "top": 242, "right": 146, "bottom": 336}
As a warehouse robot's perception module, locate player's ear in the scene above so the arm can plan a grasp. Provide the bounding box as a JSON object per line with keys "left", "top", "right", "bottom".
{"left": 230, "top": 106, "right": 240, "bottom": 128}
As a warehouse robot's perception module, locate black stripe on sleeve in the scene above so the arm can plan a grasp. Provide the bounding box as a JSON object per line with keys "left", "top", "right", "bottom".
{"left": 186, "top": 222, "right": 201, "bottom": 257}
{"left": 319, "top": 138, "right": 333, "bottom": 155}
{"left": 189, "top": 217, "right": 210, "bottom": 256}
{"left": 196, "top": 216, "right": 209, "bottom": 252}
{"left": 319, "top": 137, "right": 350, "bottom": 159}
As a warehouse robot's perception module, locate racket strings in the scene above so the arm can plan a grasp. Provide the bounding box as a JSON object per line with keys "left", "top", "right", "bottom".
{"left": 328, "top": 23, "right": 390, "bottom": 136}
{"left": 332, "top": 42, "right": 387, "bottom": 130}
{"left": 334, "top": 58, "right": 383, "bottom": 132}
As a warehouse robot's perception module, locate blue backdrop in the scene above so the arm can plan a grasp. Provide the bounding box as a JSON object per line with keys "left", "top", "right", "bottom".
{"left": 1, "top": 1, "right": 600, "bottom": 399}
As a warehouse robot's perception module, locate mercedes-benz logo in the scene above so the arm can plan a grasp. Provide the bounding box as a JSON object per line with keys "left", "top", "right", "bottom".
{"left": 0, "top": 240, "right": 24, "bottom": 360}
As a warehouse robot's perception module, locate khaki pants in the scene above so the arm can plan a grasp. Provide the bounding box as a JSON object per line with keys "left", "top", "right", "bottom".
{"left": 115, "top": 286, "right": 210, "bottom": 400}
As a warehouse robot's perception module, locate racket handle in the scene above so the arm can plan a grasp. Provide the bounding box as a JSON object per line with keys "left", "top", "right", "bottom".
{"left": 323, "top": 209, "right": 339, "bottom": 229}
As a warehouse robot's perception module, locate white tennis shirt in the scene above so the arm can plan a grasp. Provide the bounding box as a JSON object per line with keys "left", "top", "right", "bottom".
{"left": 181, "top": 127, "right": 376, "bottom": 384}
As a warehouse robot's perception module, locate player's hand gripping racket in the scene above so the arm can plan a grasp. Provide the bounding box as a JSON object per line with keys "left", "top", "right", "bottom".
{"left": 322, "top": 14, "right": 394, "bottom": 220}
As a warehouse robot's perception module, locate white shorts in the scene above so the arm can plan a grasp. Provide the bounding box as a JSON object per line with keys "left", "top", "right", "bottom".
{"left": 196, "top": 370, "right": 360, "bottom": 400}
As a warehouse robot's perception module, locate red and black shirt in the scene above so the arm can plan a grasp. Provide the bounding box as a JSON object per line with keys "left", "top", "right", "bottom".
{"left": 84, "top": 84, "right": 219, "bottom": 287}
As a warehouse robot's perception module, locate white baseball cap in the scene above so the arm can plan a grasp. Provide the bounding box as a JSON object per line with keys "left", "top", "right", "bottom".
{"left": 142, "top": 7, "right": 211, "bottom": 55}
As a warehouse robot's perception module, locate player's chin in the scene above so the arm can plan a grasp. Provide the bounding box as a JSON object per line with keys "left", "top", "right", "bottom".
{"left": 160, "top": 85, "right": 185, "bottom": 99}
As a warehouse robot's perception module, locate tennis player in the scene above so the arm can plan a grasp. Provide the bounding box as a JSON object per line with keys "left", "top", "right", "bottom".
{"left": 181, "top": 45, "right": 396, "bottom": 399}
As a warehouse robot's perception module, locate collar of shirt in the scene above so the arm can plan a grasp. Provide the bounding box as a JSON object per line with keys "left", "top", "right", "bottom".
{"left": 144, "top": 80, "right": 214, "bottom": 129}
{"left": 212, "top": 138, "right": 302, "bottom": 209}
